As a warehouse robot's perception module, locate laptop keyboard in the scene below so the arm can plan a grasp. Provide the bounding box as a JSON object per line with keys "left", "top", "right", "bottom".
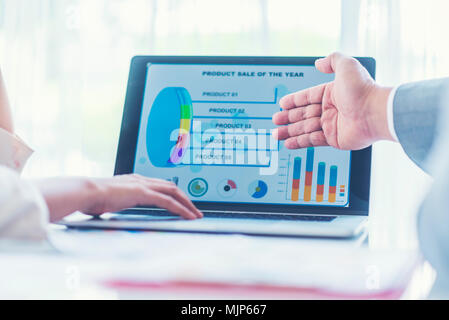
{"left": 120, "top": 209, "right": 337, "bottom": 222}
{"left": 204, "top": 212, "right": 337, "bottom": 222}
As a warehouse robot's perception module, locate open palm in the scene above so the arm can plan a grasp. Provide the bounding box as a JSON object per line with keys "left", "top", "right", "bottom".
{"left": 272, "top": 53, "right": 382, "bottom": 150}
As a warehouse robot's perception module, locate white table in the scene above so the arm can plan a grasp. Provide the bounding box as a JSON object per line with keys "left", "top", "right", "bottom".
{"left": 0, "top": 223, "right": 434, "bottom": 299}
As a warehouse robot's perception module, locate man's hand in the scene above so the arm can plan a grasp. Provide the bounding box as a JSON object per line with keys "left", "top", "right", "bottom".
{"left": 34, "top": 174, "right": 203, "bottom": 222}
{"left": 272, "top": 52, "right": 394, "bottom": 150}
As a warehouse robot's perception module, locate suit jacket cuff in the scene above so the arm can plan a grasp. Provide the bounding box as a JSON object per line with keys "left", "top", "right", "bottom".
{"left": 392, "top": 78, "right": 449, "bottom": 171}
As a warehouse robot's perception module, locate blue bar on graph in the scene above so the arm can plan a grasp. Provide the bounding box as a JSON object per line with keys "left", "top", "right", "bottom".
{"left": 293, "top": 157, "right": 302, "bottom": 179}
{"left": 317, "top": 162, "right": 326, "bottom": 185}
{"left": 306, "top": 147, "right": 314, "bottom": 172}
{"left": 291, "top": 157, "right": 302, "bottom": 201}
{"left": 330, "top": 166, "right": 338, "bottom": 187}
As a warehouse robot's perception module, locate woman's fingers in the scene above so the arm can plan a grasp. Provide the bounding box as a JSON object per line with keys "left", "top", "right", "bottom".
{"left": 134, "top": 175, "right": 174, "bottom": 186}
{"left": 82, "top": 175, "right": 203, "bottom": 220}
{"left": 284, "top": 131, "right": 329, "bottom": 149}
{"left": 130, "top": 174, "right": 202, "bottom": 219}
{"left": 273, "top": 104, "right": 322, "bottom": 125}
{"left": 144, "top": 189, "right": 198, "bottom": 220}
{"left": 148, "top": 182, "right": 203, "bottom": 218}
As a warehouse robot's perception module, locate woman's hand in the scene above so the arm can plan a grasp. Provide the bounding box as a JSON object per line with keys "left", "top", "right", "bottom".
{"left": 33, "top": 174, "right": 203, "bottom": 222}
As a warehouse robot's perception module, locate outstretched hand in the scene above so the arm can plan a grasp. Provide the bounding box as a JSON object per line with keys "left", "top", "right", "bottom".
{"left": 272, "top": 52, "right": 394, "bottom": 150}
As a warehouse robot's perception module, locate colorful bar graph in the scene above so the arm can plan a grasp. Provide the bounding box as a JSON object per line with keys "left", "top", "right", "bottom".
{"left": 316, "top": 162, "right": 326, "bottom": 202}
{"left": 288, "top": 147, "right": 344, "bottom": 204}
{"left": 304, "top": 147, "right": 314, "bottom": 202}
{"left": 291, "top": 157, "right": 302, "bottom": 201}
{"left": 329, "top": 165, "right": 338, "bottom": 203}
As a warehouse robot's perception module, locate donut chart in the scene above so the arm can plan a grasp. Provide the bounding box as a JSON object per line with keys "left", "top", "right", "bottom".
{"left": 248, "top": 180, "right": 268, "bottom": 199}
{"left": 188, "top": 178, "right": 208, "bottom": 197}
{"left": 217, "top": 179, "right": 237, "bottom": 198}
{"left": 146, "top": 87, "right": 193, "bottom": 167}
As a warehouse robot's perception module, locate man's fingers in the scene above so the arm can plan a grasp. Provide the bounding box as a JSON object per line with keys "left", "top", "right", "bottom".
{"left": 315, "top": 52, "right": 346, "bottom": 74}
{"left": 287, "top": 117, "right": 322, "bottom": 138}
{"left": 149, "top": 183, "right": 203, "bottom": 218}
{"left": 274, "top": 117, "right": 322, "bottom": 141}
{"left": 272, "top": 104, "right": 322, "bottom": 125}
{"left": 145, "top": 190, "right": 197, "bottom": 220}
{"left": 316, "top": 52, "right": 360, "bottom": 76}
{"left": 284, "top": 131, "right": 329, "bottom": 149}
{"left": 279, "top": 83, "right": 326, "bottom": 110}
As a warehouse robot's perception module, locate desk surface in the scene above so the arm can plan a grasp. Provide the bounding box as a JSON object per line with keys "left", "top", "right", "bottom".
{"left": 0, "top": 225, "right": 434, "bottom": 299}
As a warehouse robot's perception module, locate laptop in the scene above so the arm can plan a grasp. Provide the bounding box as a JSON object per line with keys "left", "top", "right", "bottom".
{"left": 61, "top": 56, "right": 375, "bottom": 238}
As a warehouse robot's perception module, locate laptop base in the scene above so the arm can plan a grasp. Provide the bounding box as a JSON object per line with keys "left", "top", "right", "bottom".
{"left": 59, "top": 212, "right": 367, "bottom": 239}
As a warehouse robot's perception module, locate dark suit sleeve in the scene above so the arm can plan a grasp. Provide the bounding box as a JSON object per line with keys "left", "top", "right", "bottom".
{"left": 393, "top": 78, "right": 449, "bottom": 173}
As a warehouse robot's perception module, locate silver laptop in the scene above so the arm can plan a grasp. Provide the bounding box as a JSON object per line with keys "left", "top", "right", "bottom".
{"left": 61, "top": 56, "right": 375, "bottom": 238}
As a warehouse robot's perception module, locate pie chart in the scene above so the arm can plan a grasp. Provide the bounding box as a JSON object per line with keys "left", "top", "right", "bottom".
{"left": 248, "top": 180, "right": 268, "bottom": 199}
{"left": 146, "top": 87, "right": 193, "bottom": 168}
{"left": 188, "top": 178, "right": 208, "bottom": 198}
{"left": 217, "top": 179, "right": 237, "bottom": 198}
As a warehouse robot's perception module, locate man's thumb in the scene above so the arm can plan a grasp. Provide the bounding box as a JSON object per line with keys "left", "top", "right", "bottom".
{"left": 315, "top": 52, "right": 346, "bottom": 74}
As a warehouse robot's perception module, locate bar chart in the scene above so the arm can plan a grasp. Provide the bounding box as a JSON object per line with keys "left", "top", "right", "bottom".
{"left": 303, "top": 147, "right": 314, "bottom": 202}
{"left": 328, "top": 165, "right": 338, "bottom": 203}
{"left": 316, "top": 162, "right": 326, "bottom": 202}
{"left": 288, "top": 147, "right": 347, "bottom": 204}
{"left": 290, "top": 157, "right": 302, "bottom": 201}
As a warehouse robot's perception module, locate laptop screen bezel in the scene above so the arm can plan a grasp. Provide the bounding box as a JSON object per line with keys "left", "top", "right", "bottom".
{"left": 115, "top": 56, "right": 375, "bottom": 216}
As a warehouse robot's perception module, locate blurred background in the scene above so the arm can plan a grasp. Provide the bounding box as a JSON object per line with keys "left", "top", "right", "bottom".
{"left": 0, "top": 0, "right": 447, "bottom": 250}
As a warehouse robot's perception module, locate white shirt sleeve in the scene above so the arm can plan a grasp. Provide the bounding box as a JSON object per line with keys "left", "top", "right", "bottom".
{"left": 0, "top": 128, "right": 48, "bottom": 241}
{"left": 387, "top": 86, "right": 399, "bottom": 142}
{"left": 0, "top": 166, "right": 49, "bottom": 241}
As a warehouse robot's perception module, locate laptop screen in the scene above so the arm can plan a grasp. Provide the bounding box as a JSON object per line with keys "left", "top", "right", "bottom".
{"left": 133, "top": 62, "right": 352, "bottom": 208}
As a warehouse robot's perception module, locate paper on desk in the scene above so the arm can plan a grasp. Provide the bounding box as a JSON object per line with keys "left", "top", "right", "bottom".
{"left": 46, "top": 229, "right": 420, "bottom": 297}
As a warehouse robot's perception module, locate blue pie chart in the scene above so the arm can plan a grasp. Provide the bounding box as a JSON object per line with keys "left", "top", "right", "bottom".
{"left": 248, "top": 180, "right": 268, "bottom": 199}
{"left": 146, "top": 87, "right": 193, "bottom": 168}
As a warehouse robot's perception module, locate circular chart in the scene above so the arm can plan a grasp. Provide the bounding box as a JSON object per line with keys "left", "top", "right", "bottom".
{"left": 188, "top": 178, "right": 208, "bottom": 198}
{"left": 146, "top": 87, "right": 193, "bottom": 167}
{"left": 248, "top": 180, "right": 268, "bottom": 199}
{"left": 217, "top": 179, "right": 238, "bottom": 198}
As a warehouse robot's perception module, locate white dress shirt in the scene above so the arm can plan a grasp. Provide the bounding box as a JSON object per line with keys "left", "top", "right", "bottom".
{"left": 0, "top": 128, "right": 48, "bottom": 241}
{"left": 387, "top": 86, "right": 399, "bottom": 141}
